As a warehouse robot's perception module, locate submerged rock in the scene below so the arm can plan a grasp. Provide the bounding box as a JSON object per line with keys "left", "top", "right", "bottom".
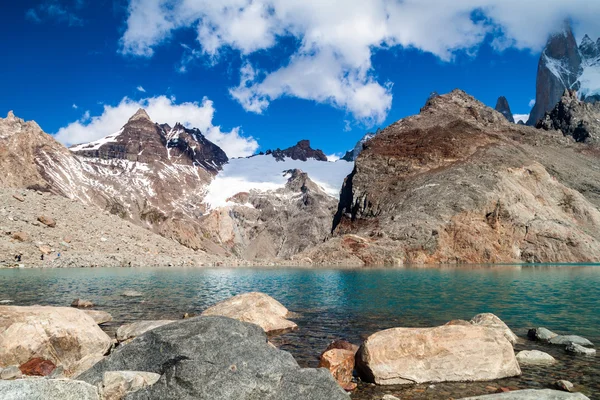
{"left": 356, "top": 325, "right": 520, "bottom": 385}
{"left": 516, "top": 350, "right": 556, "bottom": 365}
{"left": 77, "top": 316, "right": 349, "bottom": 400}
{"left": 0, "top": 306, "right": 112, "bottom": 375}
{"left": 201, "top": 292, "right": 298, "bottom": 335}
{"left": 121, "top": 290, "right": 143, "bottom": 298}
{"left": 116, "top": 320, "right": 174, "bottom": 343}
{"left": 470, "top": 313, "right": 518, "bottom": 345}
{"left": 556, "top": 380, "right": 575, "bottom": 392}
{"left": 528, "top": 327, "right": 558, "bottom": 341}
{"left": 0, "top": 379, "right": 100, "bottom": 400}
{"left": 565, "top": 343, "right": 596, "bottom": 356}
{"left": 460, "top": 389, "right": 590, "bottom": 399}
{"left": 549, "top": 335, "right": 593, "bottom": 347}
{"left": 71, "top": 299, "right": 95, "bottom": 308}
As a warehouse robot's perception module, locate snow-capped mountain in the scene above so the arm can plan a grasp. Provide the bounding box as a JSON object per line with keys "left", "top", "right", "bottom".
{"left": 528, "top": 25, "right": 600, "bottom": 125}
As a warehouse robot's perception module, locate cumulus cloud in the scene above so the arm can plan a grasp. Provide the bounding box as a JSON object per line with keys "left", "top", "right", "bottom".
{"left": 72, "top": 104, "right": 78, "bottom": 109}
{"left": 55, "top": 95, "right": 258, "bottom": 158}
{"left": 119, "top": 0, "right": 600, "bottom": 125}
{"left": 26, "top": 0, "right": 85, "bottom": 26}
{"left": 136, "top": 86, "right": 146, "bottom": 92}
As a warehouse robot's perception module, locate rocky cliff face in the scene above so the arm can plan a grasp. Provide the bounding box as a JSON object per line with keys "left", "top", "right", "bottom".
{"left": 528, "top": 26, "right": 600, "bottom": 125}
{"left": 495, "top": 97, "right": 514, "bottom": 123}
{"left": 536, "top": 89, "right": 600, "bottom": 142}
{"left": 300, "top": 89, "right": 600, "bottom": 265}
{"left": 201, "top": 169, "right": 338, "bottom": 260}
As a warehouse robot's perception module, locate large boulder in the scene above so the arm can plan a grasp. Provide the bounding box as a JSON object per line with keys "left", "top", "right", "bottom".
{"left": 460, "top": 389, "right": 590, "bottom": 399}
{"left": 116, "top": 320, "right": 174, "bottom": 343}
{"left": 201, "top": 292, "right": 298, "bottom": 335}
{"left": 0, "top": 306, "right": 112, "bottom": 375}
{"left": 0, "top": 379, "right": 100, "bottom": 400}
{"left": 77, "top": 316, "right": 349, "bottom": 400}
{"left": 356, "top": 325, "right": 520, "bottom": 385}
{"left": 470, "top": 313, "right": 518, "bottom": 345}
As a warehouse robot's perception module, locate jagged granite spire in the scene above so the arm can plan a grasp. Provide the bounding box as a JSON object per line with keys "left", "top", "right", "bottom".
{"left": 495, "top": 96, "right": 515, "bottom": 123}
{"left": 527, "top": 22, "right": 582, "bottom": 125}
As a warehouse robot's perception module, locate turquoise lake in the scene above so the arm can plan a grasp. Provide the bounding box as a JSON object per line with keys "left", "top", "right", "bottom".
{"left": 0, "top": 265, "right": 598, "bottom": 398}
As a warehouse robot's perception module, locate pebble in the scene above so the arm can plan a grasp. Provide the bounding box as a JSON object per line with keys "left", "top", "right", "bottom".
{"left": 555, "top": 380, "right": 574, "bottom": 392}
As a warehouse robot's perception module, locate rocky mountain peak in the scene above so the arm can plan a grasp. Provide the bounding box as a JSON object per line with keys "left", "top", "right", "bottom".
{"left": 527, "top": 23, "right": 582, "bottom": 126}
{"left": 495, "top": 96, "right": 515, "bottom": 123}
{"left": 127, "top": 108, "right": 152, "bottom": 123}
{"left": 6, "top": 110, "right": 15, "bottom": 120}
{"left": 265, "top": 140, "right": 328, "bottom": 162}
{"left": 580, "top": 34, "right": 600, "bottom": 60}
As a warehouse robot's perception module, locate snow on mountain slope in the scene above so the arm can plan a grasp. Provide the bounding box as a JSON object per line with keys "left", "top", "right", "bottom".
{"left": 204, "top": 155, "right": 354, "bottom": 208}
{"left": 70, "top": 129, "right": 123, "bottom": 152}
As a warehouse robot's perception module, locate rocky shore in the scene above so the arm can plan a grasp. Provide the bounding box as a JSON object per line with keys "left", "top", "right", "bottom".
{"left": 0, "top": 292, "right": 595, "bottom": 399}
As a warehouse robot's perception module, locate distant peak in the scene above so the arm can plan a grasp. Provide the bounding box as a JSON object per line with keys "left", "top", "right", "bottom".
{"left": 128, "top": 108, "right": 152, "bottom": 123}
{"left": 581, "top": 34, "right": 593, "bottom": 44}
{"left": 6, "top": 110, "right": 15, "bottom": 119}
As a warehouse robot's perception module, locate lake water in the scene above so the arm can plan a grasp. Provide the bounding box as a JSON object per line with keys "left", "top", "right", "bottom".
{"left": 0, "top": 265, "right": 598, "bottom": 399}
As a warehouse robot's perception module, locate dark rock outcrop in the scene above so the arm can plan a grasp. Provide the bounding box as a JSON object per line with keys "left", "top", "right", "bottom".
{"left": 528, "top": 25, "right": 582, "bottom": 126}
{"left": 536, "top": 89, "right": 600, "bottom": 142}
{"left": 77, "top": 316, "right": 349, "bottom": 400}
{"left": 265, "top": 140, "right": 327, "bottom": 161}
{"left": 495, "top": 97, "right": 515, "bottom": 123}
{"left": 342, "top": 130, "right": 378, "bottom": 161}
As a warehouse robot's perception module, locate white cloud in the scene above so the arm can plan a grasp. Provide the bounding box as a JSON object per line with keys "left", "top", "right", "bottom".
{"left": 528, "top": 99, "right": 536, "bottom": 108}
{"left": 136, "top": 86, "right": 146, "bottom": 92}
{"left": 513, "top": 113, "right": 529, "bottom": 124}
{"left": 327, "top": 153, "right": 341, "bottom": 162}
{"left": 26, "top": 0, "right": 85, "bottom": 26}
{"left": 72, "top": 104, "right": 78, "bottom": 109}
{"left": 54, "top": 95, "right": 258, "bottom": 158}
{"left": 119, "top": 0, "right": 600, "bottom": 125}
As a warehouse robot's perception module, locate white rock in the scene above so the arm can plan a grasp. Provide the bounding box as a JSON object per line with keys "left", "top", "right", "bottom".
{"left": 356, "top": 325, "right": 521, "bottom": 385}
{"left": 201, "top": 292, "right": 297, "bottom": 334}
{"left": 516, "top": 350, "right": 556, "bottom": 365}
{"left": 100, "top": 371, "right": 161, "bottom": 400}
{"left": 82, "top": 310, "right": 113, "bottom": 325}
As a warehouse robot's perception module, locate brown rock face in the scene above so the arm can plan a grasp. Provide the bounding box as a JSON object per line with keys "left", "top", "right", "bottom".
{"left": 356, "top": 325, "right": 521, "bottom": 385}
{"left": 71, "top": 299, "right": 95, "bottom": 308}
{"left": 19, "top": 358, "right": 56, "bottom": 376}
{"left": 303, "top": 89, "right": 600, "bottom": 265}
{"left": 318, "top": 349, "right": 356, "bottom": 390}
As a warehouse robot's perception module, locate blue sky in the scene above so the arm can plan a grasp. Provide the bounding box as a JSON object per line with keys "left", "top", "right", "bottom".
{"left": 1, "top": 1, "right": 599, "bottom": 157}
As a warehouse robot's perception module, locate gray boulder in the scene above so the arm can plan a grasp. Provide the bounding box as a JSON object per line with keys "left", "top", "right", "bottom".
{"left": 78, "top": 316, "right": 349, "bottom": 399}
{"left": 460, "top": 389, "right": 590, "bottom": 399}
{"left": 528, "top": 327, "right": 558, "bottom": 341}
{"left": 549, "top": 335, "right": 594, "bottom": 347}
{"left": 0, "top": 379, "right": 100, "bottom": 400}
